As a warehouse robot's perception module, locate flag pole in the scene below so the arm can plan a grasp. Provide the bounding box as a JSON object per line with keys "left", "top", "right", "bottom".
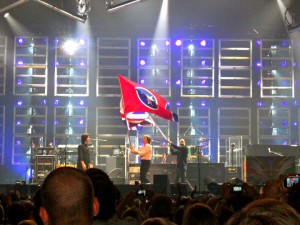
{"left": 124, "top": 129, "right": 130, "bottom": 183}
{"left": 149, "top": 115, "right": 169, "bottom": 142}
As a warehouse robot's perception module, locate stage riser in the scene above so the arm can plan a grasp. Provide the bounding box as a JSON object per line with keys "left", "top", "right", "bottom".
{"left": 0, "top": 183, "right": 187, "bottom": 198}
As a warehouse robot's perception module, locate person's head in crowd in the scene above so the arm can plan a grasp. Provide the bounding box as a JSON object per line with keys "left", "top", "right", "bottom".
{"left": 9, "top": 190, "right": 21, "bottom": 203}
{"left": 121, "top": 205, "right": 144, "bottom": 224}
{"left": 141, "top": 217, "right": 168, "bottom": 225}
{"left": 182, "top": 202, "right": 219, "bottom": 225}
{"left": 285, "top": 181, "right": 300, "bottom": 214}
{"left": 85, "top": 168, "right": 117, "bottom": 221}
{"left": 260, "top": 176, "right": 287, "bottom": 200}
{"left": 32, "top": 189, "right": 43, "bottom": 225}
{"left": 39, "top": 167, "right": 98, "bottom": 225}
{"left": 174, "top": 205, "right": 185, "bottom": 225}
{"left": 226, "top": 198, "right": 300, "bottom": 225}
{"left": 7, "top": 202, "right": 27, "bottom": 225}
{"left": 148, "top": 194, "right": 174, "bottom": 221}
{"left": 18, "top": 220, "right": 38, "bottom": 225}
{"left": 221, "top": 181, "right": 259, "bottom": 211}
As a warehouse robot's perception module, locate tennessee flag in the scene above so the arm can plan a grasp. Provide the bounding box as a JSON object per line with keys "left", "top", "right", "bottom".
{"left": 124, "top": 112, "right": 154, "bottom": 130}
{"left": 119, "top": 74, "right": 178, "bottom": 123}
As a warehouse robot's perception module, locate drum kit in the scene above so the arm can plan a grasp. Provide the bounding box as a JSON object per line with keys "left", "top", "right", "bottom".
{"left": 187, "top": 137, "right": 211, "bottom": 163}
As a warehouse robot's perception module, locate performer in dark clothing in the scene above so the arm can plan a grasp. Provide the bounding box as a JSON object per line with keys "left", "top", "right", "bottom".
{"left": 77, "top": 134, "right": 91, "bottom": 171}
{"left": 169, "top": 139, "right": 193, "bottom": 190}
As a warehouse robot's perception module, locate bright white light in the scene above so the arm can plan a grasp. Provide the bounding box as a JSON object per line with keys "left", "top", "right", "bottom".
{"left": 152, "top": 44, "right": 157, "bottom": 50}
{"left": 175, "top": 40, "right": 182, "bottom": 46}
{"left": 62, "top": 39, "right": 79, "bottom": 55}
{"left": 79, "top": 39, "right": 85, "bottom": 45}
{"left": 200, "top": 40, "right": 206, "bottom": 47}
{"left": 188, "top": 44, "right": 194, "bottom": 50}
{"left": 4, "top": 13, "right": 9, "bottom": 18}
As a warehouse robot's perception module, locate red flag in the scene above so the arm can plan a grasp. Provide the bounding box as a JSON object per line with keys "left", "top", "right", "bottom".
{"left": 118, "top": 74, "right": 178, "bottom": 122}
{"left": 124, "top": 112, "right": 155, "bottom": 130}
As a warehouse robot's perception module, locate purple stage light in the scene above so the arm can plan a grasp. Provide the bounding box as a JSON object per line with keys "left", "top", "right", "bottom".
{"left": 18, "top": 38, "right": 24, "bottom": 44}
{"left": 256, "top": 40, "right": 261, "bottom": 46}
{"left": 17, "top": 61, "right": 23, "bottom": 65}
{"left": 294, "top": 121, "right": 298, "bottom": 126}
{"left": 281, "top": 101, "right": 288, "bottom": 107}
{"left": 176, "top": 101, "right": 181, "bottom": 106}
{"left": 201, "top": 80, "right": 206, "bottom": 85}
{"left": 257, "top": 101, "right": 262, "bottom": 107}
{"left": 201, "top": 60, "right": 206, "bottom": 66}
{"left": 79, "top": 119, "right": 84, "bottom": 125}
{"left": 140, "top": 41, "right": 146, "bottom": 46}
{"left": 280, "top": 60, "right": 287, "bottom": 67}
{"left": 140, "top": 79, "right": 145, "bottom": 84}
{"left": 256, "top": 61, "right": 262, "bottom": 67}
{"left": 200, "top": 101, "right": 206, "bottom": 107}
{"left": 17, "top": 101, "right": 23, "bottom": 106}
{"left": 294, "top": 100, "right": 298, "bottom": 107}
{"left": 79, "top": 100, "right": 84, "bottom": 106}
{"left": 17, "top": 79, "right": 22, "bottom": 85}
{"left": 176, "top": 80, "right": 181, "bottom": 85}
{"left": 16, "top": 121, "right": 21, "bottom": 125}
{"left": 54, "top": 99, "right": 59, "bottom": 105}
{"left": 165, "top": 40, "right": 170, "bottom": 46}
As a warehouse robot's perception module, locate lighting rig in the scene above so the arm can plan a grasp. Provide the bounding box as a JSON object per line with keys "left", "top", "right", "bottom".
{"left": 0, "top": 0, "right": 91, "bottom": 23}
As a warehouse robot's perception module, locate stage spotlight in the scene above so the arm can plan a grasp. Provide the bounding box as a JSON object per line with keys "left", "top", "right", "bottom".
{"left": 77, "top": 0, "right": 91, "bottom": 15}
{"left": 106, "top": 0, "right": 144, "bottom": 13}
{"left": 4, "top": 13, "right": 9, "bottom": 18}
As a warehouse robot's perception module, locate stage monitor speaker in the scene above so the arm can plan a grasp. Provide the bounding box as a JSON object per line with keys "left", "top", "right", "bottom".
{"left": 147, "top": 164, "right": 176, "bottom": 183}
{"left": 153, "top": 174, "right": 170, "bottom": 195}
{"left": 187, "top": 163, "right": 225, "bottom": 192}
{"left": 245, "top": 156, "right": 295, "bottom": 185}
{"left": 106, "top": 156, "right": 125, "bottom": 179}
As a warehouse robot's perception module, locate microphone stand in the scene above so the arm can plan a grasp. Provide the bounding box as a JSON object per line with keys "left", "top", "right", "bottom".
{"left": 64, "top": 136, "right": 69, "bottom": 167}
{"left": 196, "top": 145, "right": 202, "bottom": 193}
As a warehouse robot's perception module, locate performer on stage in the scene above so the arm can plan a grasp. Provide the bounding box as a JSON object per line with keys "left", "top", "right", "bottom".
{"left": 130, "top": 135, "right": 152, "bottom": 184}
{"left": 77, "top": 133, "right": 91, "bottom": 171}
{"left": 169, "top": 139, "right": 193, "bottom": 190}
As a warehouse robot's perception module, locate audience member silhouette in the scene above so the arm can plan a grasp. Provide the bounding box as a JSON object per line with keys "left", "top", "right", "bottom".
{"left": 226, "top": 198, "right": 300, "bottom": 225}
{"left": 86, "top": 168, "right": 117, "bottom": 223}
{"left": 39, "top": 167, "right": 98, "bottom": 225}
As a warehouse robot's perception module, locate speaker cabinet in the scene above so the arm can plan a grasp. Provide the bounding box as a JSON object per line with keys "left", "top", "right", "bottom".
{"left": 225, "top": 167, "right": 242, "bottom": 181}
{"left": 106, "top": 156, "right": 125, "bottom": 179}
{"left": 35, "top": 155, "right": 56, "bottom": 185}
{"left": 187, "top": 163, "right": 225, "bottom": 192}
{"left": 153, "top": 174, "right": 170, "bottom": 195}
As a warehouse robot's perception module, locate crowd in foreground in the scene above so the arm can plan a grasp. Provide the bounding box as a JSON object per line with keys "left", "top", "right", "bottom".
{"left": 0, "top": 167, "right": 300, "bottom": 225}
